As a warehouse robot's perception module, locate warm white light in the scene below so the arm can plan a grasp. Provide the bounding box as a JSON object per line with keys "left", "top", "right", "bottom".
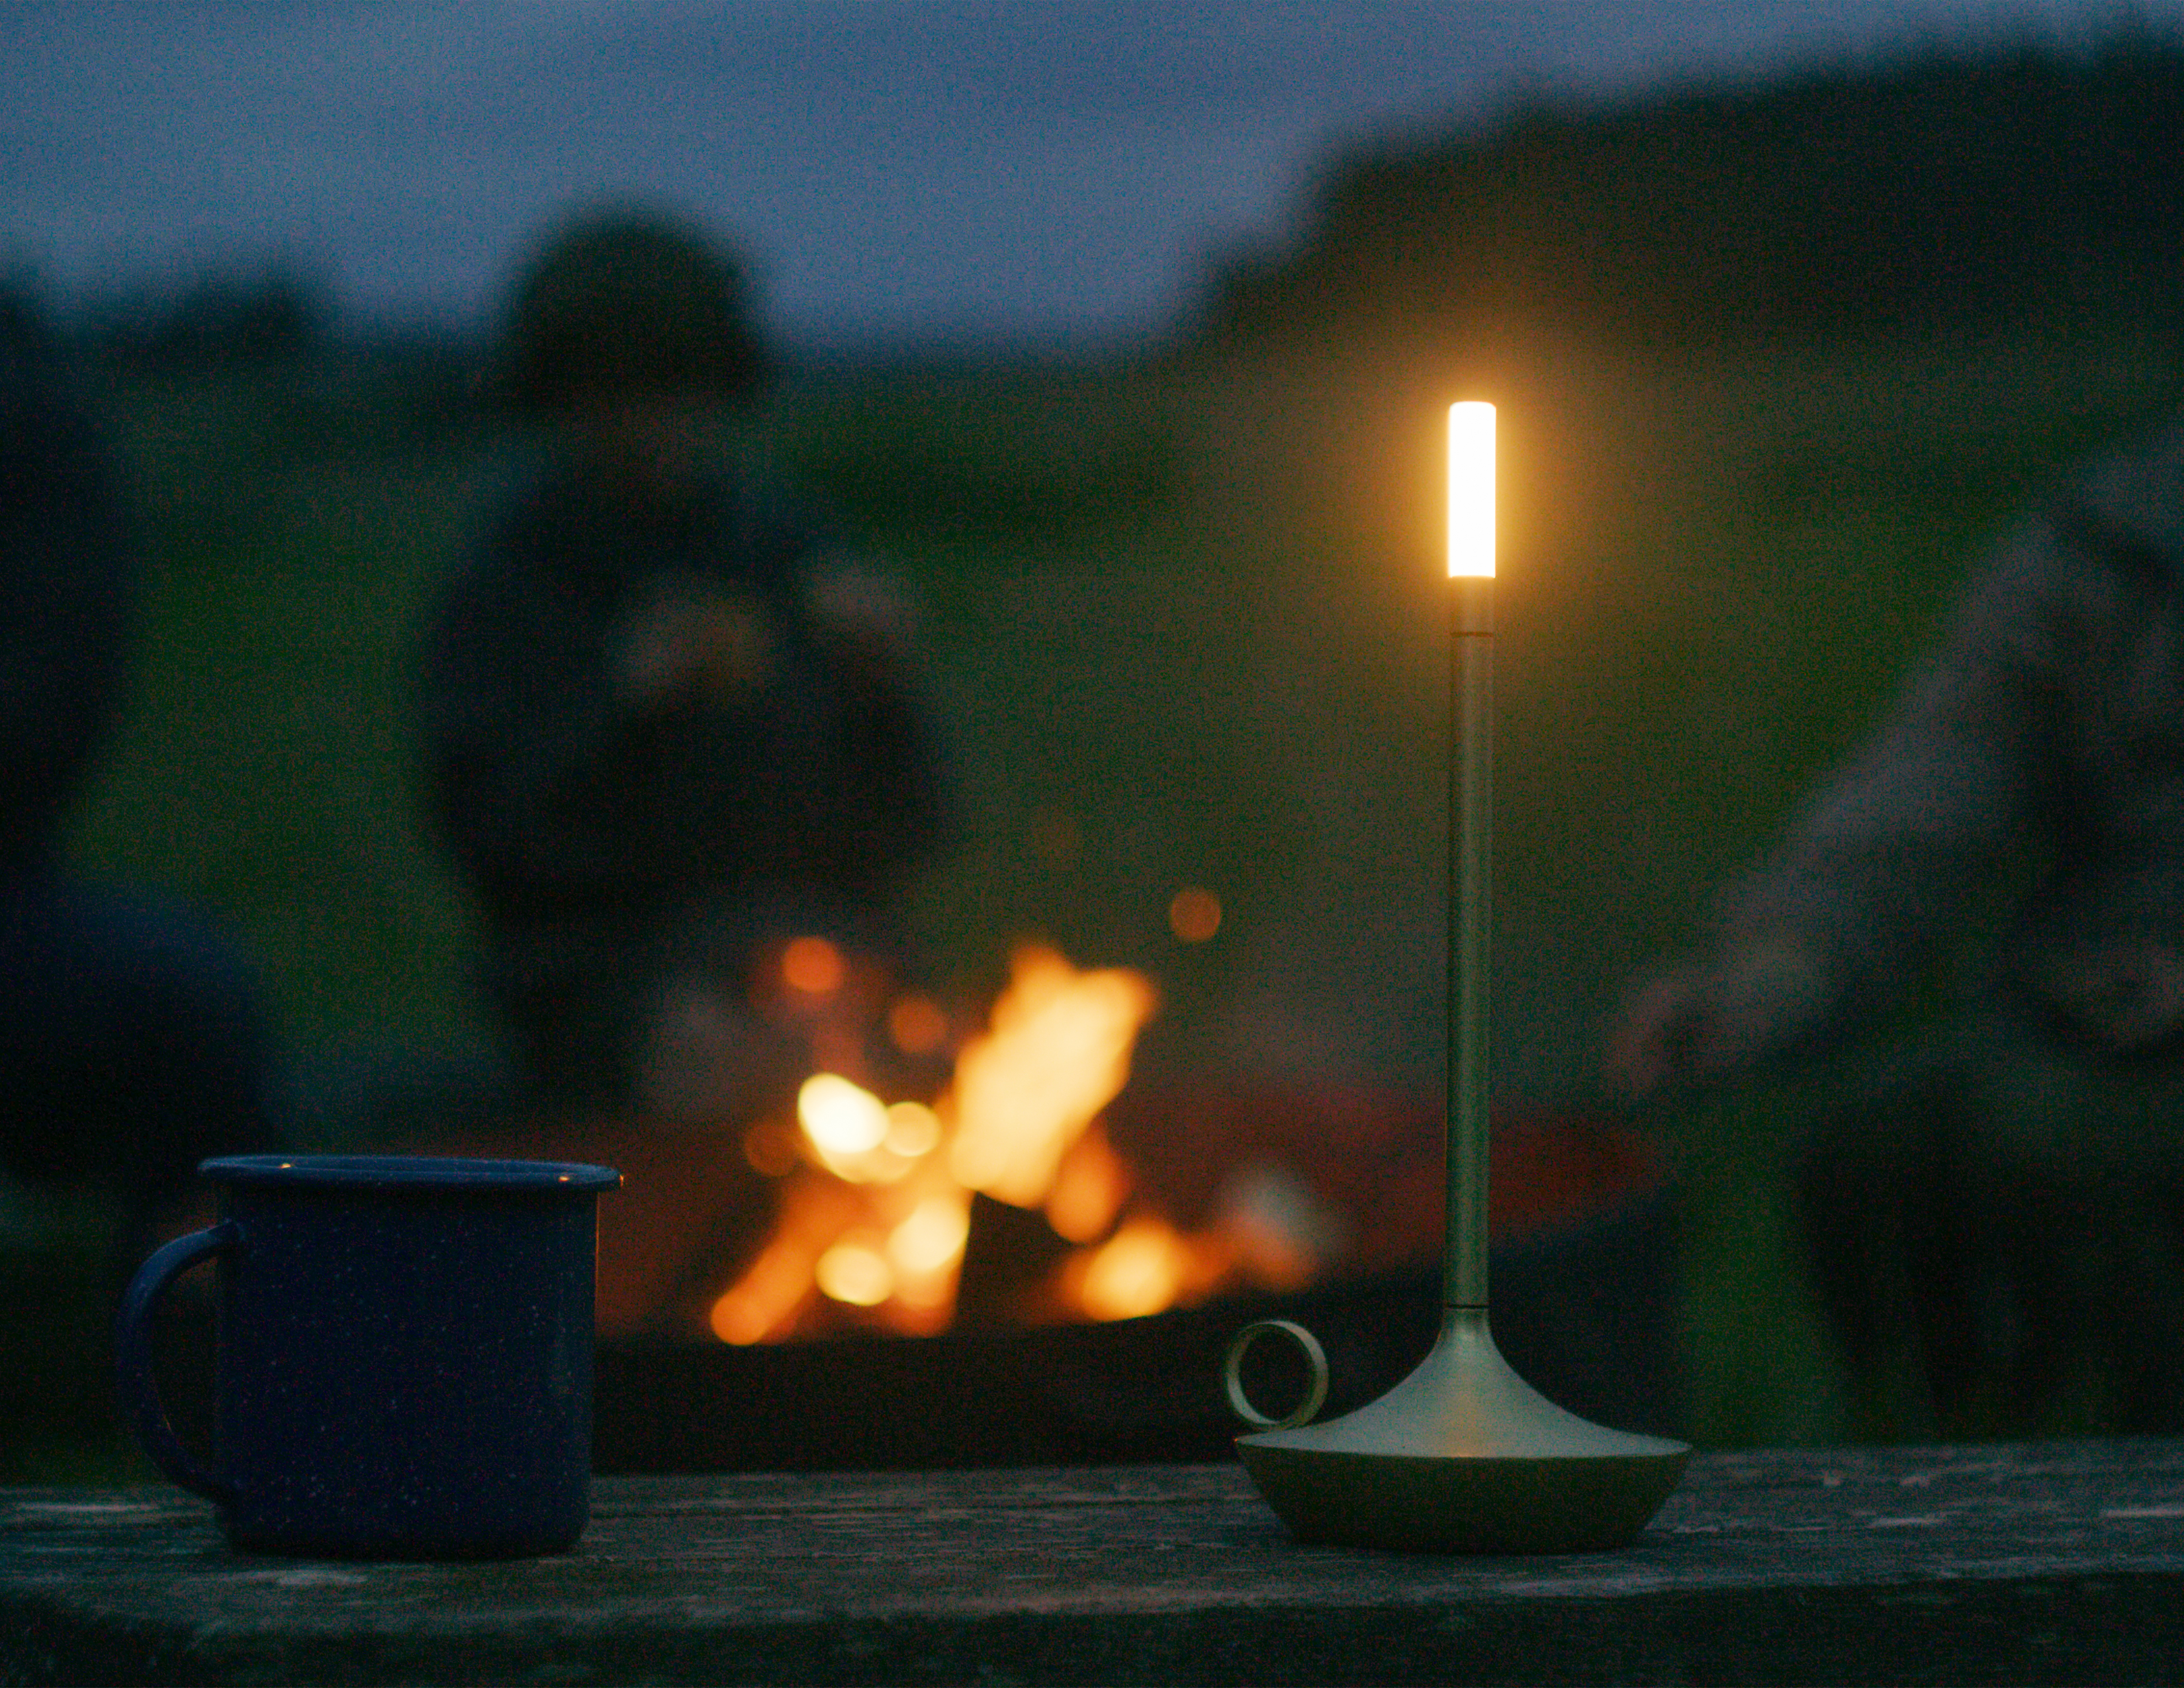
{"left": 798, "top": 1073, "right": 889, "bottom": 1156}
{"left": 887, "top": 1196, "right": 971, "bottom": 1276}
{"left": 1077, "top": 1217, "right": 1188, "bottom": 1321}
{"left": 882, "top": 1101, "right": 943, "bottom": 1158}
{"left": 944, "top": 946, "right": 1158, "bottom": 1207}
{"left": 815, "top": 1242, "right": 894, "bottom": 1306}
{"left": 1448, "top": 401, "right": 1495, "bottom": 578}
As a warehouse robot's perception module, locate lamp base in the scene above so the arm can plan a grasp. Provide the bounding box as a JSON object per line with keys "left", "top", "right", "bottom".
{"left": 1236, "top": 1309, "right": 1688, "bottom": 1553}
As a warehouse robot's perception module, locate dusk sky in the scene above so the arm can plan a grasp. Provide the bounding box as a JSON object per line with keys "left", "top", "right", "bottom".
{"left": 4, "top": 0, "right": 2171, "bottom": 352}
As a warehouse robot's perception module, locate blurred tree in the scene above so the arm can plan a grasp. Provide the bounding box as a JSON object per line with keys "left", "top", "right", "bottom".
{"left": 1205, "top": 30, "right": 2184, "bottom": 345}
{"left": 83, "top": 266, "right": 330, "bottom": 373}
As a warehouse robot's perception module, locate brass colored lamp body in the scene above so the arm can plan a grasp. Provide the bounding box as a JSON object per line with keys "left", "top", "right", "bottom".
{"left": 1233, "top": 577, "right": 1690, "bottom": 1553}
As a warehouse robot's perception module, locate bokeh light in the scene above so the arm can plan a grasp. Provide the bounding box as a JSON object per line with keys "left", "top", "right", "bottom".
{"left": 782, "top": 935, "right": 846, "bottom": 996}
{"left": 887, "top": 993, "right": 949, "bottom": 1055}
{"left": 1168, "top": 886, "right": 1222, "bottom": 943}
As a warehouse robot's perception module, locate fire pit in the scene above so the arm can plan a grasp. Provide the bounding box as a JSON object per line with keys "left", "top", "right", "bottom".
{"left": 406, "top": 1093, "right": 1675, "bottom": 1471}
{"left": 362, "top": 939, "right": 1680, "bottom": 1473}
{"left": 586, "top": 1188, "right": 1679, "bottom": 1472}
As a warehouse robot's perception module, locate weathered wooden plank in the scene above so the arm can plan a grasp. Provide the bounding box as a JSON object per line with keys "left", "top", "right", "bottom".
{"left": 4, "top": 1442, "right": 2184, "bottom": 1684}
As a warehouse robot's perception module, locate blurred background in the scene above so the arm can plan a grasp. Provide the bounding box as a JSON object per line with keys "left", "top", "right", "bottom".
{"left": 7, "top": 0, "right": 2184, "bottom": 1473}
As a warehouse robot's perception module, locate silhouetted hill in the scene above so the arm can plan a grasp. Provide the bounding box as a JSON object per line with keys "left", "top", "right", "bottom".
{"left": 1207, "top": 31, "right": 2184, "bottom": 343}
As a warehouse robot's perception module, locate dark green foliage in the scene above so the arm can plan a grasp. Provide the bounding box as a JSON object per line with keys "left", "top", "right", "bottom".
{"left": 81, "top": 267, "right": 330, "bottom": 373}
{"left": 1209, "top": 31, "right": 2184, "bottom": 343}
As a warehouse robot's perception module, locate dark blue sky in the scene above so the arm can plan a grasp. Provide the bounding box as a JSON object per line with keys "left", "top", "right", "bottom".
{"left": 2, "top": 0, "right": 2163, "bottom": 350}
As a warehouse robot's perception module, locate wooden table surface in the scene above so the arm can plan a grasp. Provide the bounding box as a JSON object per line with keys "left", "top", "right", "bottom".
{"left": 6, "top": 1440, "right": 2184, "bottom": 1685}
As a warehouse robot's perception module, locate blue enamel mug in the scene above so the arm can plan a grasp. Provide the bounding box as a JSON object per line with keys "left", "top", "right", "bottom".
{"left": 116, "top": 1155, "right": 621, "bottom": 1559}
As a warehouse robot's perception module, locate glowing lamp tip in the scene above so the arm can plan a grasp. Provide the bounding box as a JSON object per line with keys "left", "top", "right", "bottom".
{"left": 1448, "top": 401, "right": 1495, "bottom": 579}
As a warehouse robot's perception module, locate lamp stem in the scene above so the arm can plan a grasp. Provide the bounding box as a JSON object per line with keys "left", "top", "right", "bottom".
{"left": 1446, "top": 575, "right": 1494, "bottom": 1309}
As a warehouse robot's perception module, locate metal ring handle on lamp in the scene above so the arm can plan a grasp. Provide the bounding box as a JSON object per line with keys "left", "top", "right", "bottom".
{"left": 1222, "top": 1319, "right": 1330, "bottom": 1430}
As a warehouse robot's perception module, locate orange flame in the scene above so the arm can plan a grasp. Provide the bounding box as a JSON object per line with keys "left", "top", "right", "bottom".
{"left": 709, "top": 945, "right": 1158, "bottom": 1340}
{"left": 708, "top": 939, "right": 1346, "bottom": 1340}
{"left": 944, "top": 945, "right": 1157, "bottom": 1208}
{"left": 1044, "top": 1122, "right": 1132, "bottom": 1245}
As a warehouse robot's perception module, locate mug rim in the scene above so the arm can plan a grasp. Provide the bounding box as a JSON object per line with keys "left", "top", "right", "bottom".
{"left": 199, "top": 1154, "right": 621, "bottom": 1193}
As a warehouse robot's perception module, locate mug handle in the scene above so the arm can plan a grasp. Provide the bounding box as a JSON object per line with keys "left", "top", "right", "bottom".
{"left": 114, "top": 1223, "right": 238, "bottom": 1505}
{"left": 1223, "top": 1318, "right": 1330, "bottom": 1430}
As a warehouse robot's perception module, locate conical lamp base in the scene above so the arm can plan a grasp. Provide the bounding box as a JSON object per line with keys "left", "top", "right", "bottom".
{"left": 1236, "top": 1309, "right": 1689, "bottom": 1553}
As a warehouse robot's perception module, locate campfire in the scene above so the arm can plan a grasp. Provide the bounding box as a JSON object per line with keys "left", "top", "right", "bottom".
{"left": 367, "top": 394, "right": 1683, "bottom": 1472}
{"left": 424, "top": 920, "right": 1665, "bottom": 1354}
{"left": 705, "top": 938, "right": 1350, "bottom": 1345}
{"left": 403, "top": 928, "right": 1676, "bottom": 1471}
